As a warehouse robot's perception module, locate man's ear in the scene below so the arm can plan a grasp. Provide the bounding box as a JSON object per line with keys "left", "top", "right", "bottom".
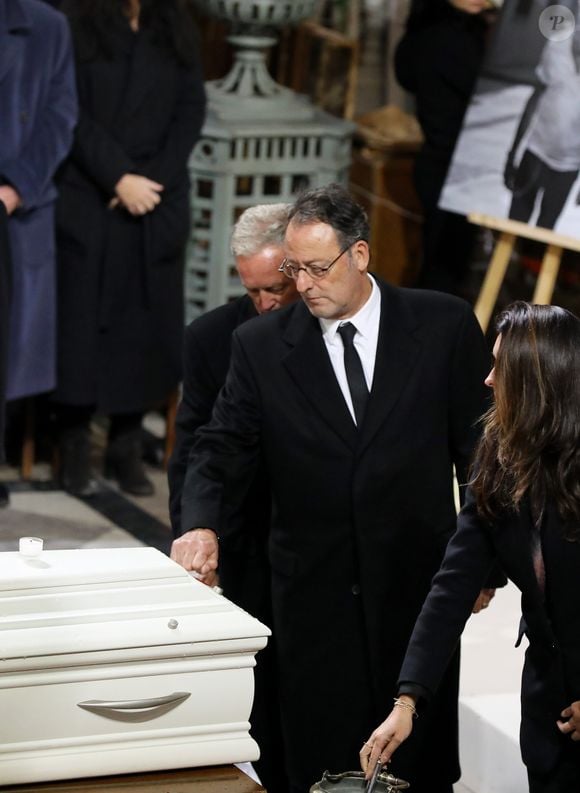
{"left": 352, "top": 240, "right": 370, "bottom": 272}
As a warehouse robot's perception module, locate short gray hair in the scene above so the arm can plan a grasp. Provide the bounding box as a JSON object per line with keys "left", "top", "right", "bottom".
{"left": 231, "top": 203, "right": 291, "bottom": 257}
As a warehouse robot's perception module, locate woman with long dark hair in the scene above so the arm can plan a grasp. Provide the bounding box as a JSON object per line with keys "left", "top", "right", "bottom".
{"left": 54, "top": 0, "right": 206, "bottom": 495}
{"left": 361, "top": 301, "right": 580, "bottom": 791}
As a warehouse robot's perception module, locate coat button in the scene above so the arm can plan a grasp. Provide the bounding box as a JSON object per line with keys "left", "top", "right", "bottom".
{"left": 351, "top": 584, "right": 361, "bottom": 596}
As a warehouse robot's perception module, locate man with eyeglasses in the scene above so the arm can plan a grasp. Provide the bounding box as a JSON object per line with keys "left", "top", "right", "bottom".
{"left": 172, "top": 183, "right": 494, "bottom": 793}
{"left": 168, "top": 203, "right": 297, "bottom": 793}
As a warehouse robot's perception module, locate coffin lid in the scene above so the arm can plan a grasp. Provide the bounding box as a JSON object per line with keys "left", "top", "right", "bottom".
{"left": 0, "top": 547, "right": 270, "bottom": 662}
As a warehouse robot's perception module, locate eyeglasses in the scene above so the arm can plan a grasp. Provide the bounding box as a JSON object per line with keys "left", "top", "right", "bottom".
{"left": 278, "top": 243, "right": 353, "bottom": 281}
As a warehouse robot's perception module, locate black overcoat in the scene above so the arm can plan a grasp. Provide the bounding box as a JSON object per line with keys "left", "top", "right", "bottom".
{"left": 401, "top": 489, "right": 580, "bottom": 779}
{"left": 169, "top": 295, "right": 258, "bottom": 535}
{"left": 182, "top": 280, "right": 490, "bottom": 791}
{"left": 168, "top": 295, "right": 288, "bottom": 793}
{"left": 54, "top": 16, "right": 206, "bottom": 412}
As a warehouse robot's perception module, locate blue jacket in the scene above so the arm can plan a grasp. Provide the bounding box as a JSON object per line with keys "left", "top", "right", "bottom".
{"left": 0, "top": 0, "right": 76, "bottom": 399}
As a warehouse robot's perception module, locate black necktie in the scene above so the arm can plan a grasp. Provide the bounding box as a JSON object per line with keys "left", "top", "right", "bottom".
{"left": 337, "top": 322, "right": 369, "bottom": 426}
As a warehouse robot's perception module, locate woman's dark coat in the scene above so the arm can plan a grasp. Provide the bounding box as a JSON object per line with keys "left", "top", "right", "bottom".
{"left": 400, "top": 488, "right": 580, "bottom": 778}
{"left": 54, "top": 14, "right": 206, "bottom": 413}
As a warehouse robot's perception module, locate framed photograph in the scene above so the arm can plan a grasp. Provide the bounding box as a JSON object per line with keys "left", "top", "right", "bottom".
{"left": 440, "top": 0, "right": 580, "bottom": 240}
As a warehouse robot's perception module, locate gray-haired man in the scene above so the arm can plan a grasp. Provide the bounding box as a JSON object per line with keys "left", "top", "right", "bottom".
{"left": 168, "top": 203, "right": 298, "bottom": 793}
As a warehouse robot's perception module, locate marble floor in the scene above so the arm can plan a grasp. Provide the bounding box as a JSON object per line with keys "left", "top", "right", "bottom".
{"left": 0, "top": 466, "right": 172, "bottom": 556}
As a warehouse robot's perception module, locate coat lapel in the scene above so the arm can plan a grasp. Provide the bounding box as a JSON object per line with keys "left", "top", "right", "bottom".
{"left": 282, "top": 304, "right": 358, "bottom": 450}
{"left": 357, "top": 282, "right": 421, "bottom": 456}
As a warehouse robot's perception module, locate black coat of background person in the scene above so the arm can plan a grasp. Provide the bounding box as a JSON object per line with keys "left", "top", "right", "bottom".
{"left": 168, "top": 294, "right": 287, "bottom": 793}
{"left": 0, "top": 204, "right": 11, "bottom": 462}
{"left": 395, "top": 1, "right": 487, "bottom": 294}
{"left": 169, "top": 295, "right": 259, "bottom": 536}
{"left": 169, "top": 294, "right": 272, "bottom": 628}
{"left": 54, "top": 7, "right": 206, "bottom": 413}
{"left": 181, "top": 278, "right": 491, "bottom": 792}
{"left": 400, "top": 489, "right": 580, "bottom": 781}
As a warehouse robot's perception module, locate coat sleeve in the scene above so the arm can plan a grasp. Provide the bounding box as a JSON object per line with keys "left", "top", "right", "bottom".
{"left": 0, "top": 15, "right": 77, "bottom": 210}
{"left": 398, "top": 487, "right": 500, "bottom": 696}
{"left": 168, "top": 322, "right": 220, "bottom": 536}
{"left": 138, "top": 59, "right": 206, "bottom": 189}
{"left": 67, "top": 76, "right": 140, "bottom": 196}
{"left": 68, "top": 113, "right": 137, "bottom": 195}
{"left": 180, "top": 331, "right": 261, "bottom": 537}
{"left": 448, "top": 302, "right": 490, "bottom": 491}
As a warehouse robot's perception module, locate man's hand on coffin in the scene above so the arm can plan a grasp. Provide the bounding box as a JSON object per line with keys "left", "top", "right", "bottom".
{"left": 170, "top": 528, "right": 219, "bottom": 587}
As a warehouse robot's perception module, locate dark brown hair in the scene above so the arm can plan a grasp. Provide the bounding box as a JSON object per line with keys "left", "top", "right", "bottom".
{"left": 471, "top": 301, "right": 580, "bottom": 536}
{"left": 288, "top": 184, "right": 370, "bottom": 249}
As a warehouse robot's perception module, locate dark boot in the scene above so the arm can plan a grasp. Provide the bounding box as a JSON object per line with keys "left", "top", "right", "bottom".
{"left": 0, "top": 482, "right": 9, "bottom": 507}
{"left": 59, "top": 425, "right": 99, "bottom": 497}
{"left": 105, "top": 431, "right": 154, "bottom": 496}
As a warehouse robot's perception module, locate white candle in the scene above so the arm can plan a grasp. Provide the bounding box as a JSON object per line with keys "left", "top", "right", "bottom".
{"left": 19, "top": 537, "right": 44, "bottom": 557}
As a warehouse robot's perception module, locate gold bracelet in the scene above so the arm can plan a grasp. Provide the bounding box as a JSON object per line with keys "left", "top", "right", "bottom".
{"left": 393, "top": 697, "right": 418, "bottom": 718}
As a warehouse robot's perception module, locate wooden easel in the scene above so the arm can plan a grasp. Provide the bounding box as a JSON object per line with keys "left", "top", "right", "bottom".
{"left": 469, "top": 213, "right": 580, "bottom": 332}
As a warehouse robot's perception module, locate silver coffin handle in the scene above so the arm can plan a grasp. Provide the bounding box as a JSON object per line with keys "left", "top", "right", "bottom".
{"left": 78, "top": 691, "right": 191, "bottom": 712}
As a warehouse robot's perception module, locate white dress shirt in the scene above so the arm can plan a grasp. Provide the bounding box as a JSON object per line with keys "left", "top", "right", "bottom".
{"left": 319, "top": 275, "right": 381, "bottom": 424}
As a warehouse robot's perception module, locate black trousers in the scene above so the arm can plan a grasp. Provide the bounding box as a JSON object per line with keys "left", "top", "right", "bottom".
{"left": 509, "top": 149, "right": 578, "bottom": 231}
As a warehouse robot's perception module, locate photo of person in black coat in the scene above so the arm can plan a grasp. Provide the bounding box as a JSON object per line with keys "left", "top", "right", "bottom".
{"left": 361, "top": 301, "right": 580, "bottom": 793}
{"left": 53, "top": 0, "right": 206, "bottom": 497}
{"left": 504, "top": 15, "right": 580, "bottom": 230}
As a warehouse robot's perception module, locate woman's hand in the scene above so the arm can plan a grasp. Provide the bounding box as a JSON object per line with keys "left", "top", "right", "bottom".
{"left": 114, "top": 174, "right": 163, "bottom": 215}
{"left": 472, "top": 587, "right": 496, "bottom": 614}
{"left": 359, "top": 700, "right": 416, "bottom": 780}
{"left": 0, "top": 185, "right": 22, "bottom": 215}
{"left": 557, "top": 701, "right": 580, "bottom": 740}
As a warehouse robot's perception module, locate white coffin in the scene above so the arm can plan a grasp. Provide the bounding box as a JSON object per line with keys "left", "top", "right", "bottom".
{"left": 0, "top": 546, "right": 270, "bottom": 785}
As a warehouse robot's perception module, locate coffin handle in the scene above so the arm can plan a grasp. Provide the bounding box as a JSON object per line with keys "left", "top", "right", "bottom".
{"left": 77, "top": 691, "right": 191, "bottom": 721}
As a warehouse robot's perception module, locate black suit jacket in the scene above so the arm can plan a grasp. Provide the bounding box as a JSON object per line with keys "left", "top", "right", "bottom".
{"left": 400, "top": 488, "right": 580, "bottom": 778}
{"left": 181, "top": 279, "right": 490, "bottom": 789}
